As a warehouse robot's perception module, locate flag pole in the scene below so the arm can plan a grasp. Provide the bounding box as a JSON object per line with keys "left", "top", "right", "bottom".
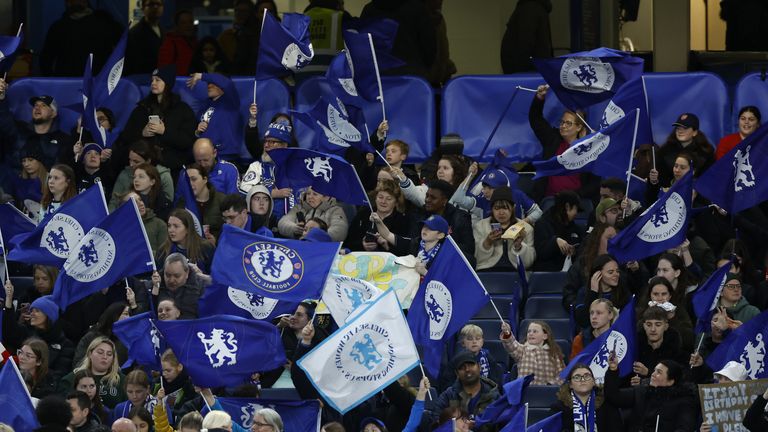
{"left": 1, "top": 23, "right": 23, "bottom": 81}
{"left": 417, "top": 363, "right": 433, "bottom": 401}
{"left": 478, "top": 86, "right": 521, "bottom": 160}
{"left": 623, "top": 109, "right": 640, "bottom": 219}
{"left": 364, "top": 123, "right": 391, "bottom": 168}
{"left": 691, "top": 333, "right": 705, "bottom": 369}
{"left": 0, "top": 229, "right": 10, "bottom": 283}
{"left": 366, "top": 33, "right": 386, "bottom": 122}
{"left": 252, "top": 79, "right": 257, "bottom": 105}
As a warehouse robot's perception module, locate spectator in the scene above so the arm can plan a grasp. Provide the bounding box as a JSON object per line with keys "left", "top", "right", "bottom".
{"left": 552, "top": 363, "right": 623, "bottom": 430}
{"left": 183, "top": 163, "right": 225, "bottom": 242}
{"left": 500, "top": 0, "right": 552, "bottom": 73}
{"left": 158, "top": 9, "right": 197, "bottom": 76}
{"left": 109, "top": 140, "right": 174, "bottom": 211}
{"left": 345, "top": 179, "right": 411, "bottom": 252}
{"left": 630, "top": 307, "right": 689, "bottom": 386}
{"left": 73, "top": 143, "right": 114, "bottom": 196}
{"left": 218, "top": 0, "right": 260, "bottom": 75}
{"left": 655, "top": 114, "right": 714, "bottom": 184}
{"left": 594, "top": 197, "right": 621, "bottom": 228}
{"left": 156, "top": 298, "right": 181, "bottom": 321}
{"left": 189, "top": 36, "right": 232, "bottom": 75}
{"left": 456, "top": 324, "right": 502, "bottom": 386}
{"left": 17, "top": 265, "right": 58, "bottom": 306}
{"left": 11, "top": 143, "right": 47, "bottom": 214}
{"left": 2, "top": 288, "right": 74, "bottom": 380}
{"left": 533, "top": 190, "right": 585, "bottom": 271}
{"left": 381, "top": 139, "right": 419, "bottom": 185}
{"left": 716, "top": 106, "right": 761, "bottom": 160}
{"left": 18, "top": 337, "right": 57, "bottom": 398}
{"left": 397, "top": 154, "right": 467, "bottom": 207}
{"left": 38, "top": 163, "right": 77, "bottom": 222}
{"left": 570, "top": 298, "right": 617, "bottom": 360}
{"left": 154, "top": 406, "right": 202, "bottom": 432}
{"left": 60, "top": 337, "right": 127, "bottom": 409}
{"left": 36, "top": 395, "right": 74, "bottom": 432}
{"left": 127, "top": 407, "right": 152, "bottom": 432}
{"left": 67, "top": 391, "right": 100, "bottom": 432}
{"left": 716, "top": 274, "right": 760, "bottom": 324}
{"left": 501, "top": 320, "right": 565, "bottom": 385}
{"left": 636, "top": 276, "right": 694, "bottom": 352}
{"left": 428, "top": 351, "right": 500, "bottom": 426}
{"left": 244, "top": 185, "right": 279, "bottom": 236}
{"left": 155, "top": 349, "right": 197, "bottom": 417}
{"left": 192, "top": 138, "right": 239, "bottom": 195}
{"left": 73, "top": 302, "right": 130, "bottom": 369}
{"left": 655, "top": 252, "right": 699, "bottom": 307}
{"left": 473, "top": 186, "right": 535, "bottom": 272}
{"left": 125, "top": 0, "right": 166, "bottom": 76}
{"left": 121, "top": 192, "right": 167, "bottom": 253}
{"left": 188, "top": 73, "right": 243, "bottom": 162}
{"left": 148, "top": 253, "right": 204, "bottom": 319}
{"left": 373, "top": 213, "right": 446, "bottom": 276}
{"left": 110, "top": 370, "right": 157, "bottom": 424}
{"left": 119, "top": 65, "right": 197, "bottom": 177}
{"left": 743, "top": 384, "right": 768, "bottom": 431}
{"left": 112, "top": 418, "right": 138, "bottom": 432}
{"left": 129, "top": 163, "right": 172, "bottom": 221}
{"left": 278, "top": 187, "right": 349, "bottom": 242}
{"left": 71, "top": 370, "right": 109, "bottom": 424}
{"left": 573, "top": 254, "right": 633, "bottom": 328}
{"left": 155, "top": 209, "right": 215, "bottom": 274}
{"left": 252, "top": 408, "right": 283, "bottom": 432}
{"left": 39, "top": 0, "right": 123, "bottom": 77}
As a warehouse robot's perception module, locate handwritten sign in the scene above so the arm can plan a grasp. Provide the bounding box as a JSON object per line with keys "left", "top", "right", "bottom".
{"left": 699, "top": 379, "right": 768, "bottom": 432}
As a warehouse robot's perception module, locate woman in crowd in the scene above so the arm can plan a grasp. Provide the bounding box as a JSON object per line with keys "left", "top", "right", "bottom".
{"left": 119, "top": 65, "right": 197, "bottom": 176}
{"left": 122, "top": 191, "right": 168, "bottom": 253}
{"left": 188, "top": 36, "right": 232, "bottom": 75}
{"left": 570, "top": 299, "right": 617, "bottom": 359}
{"left": 111, "top": 370, "right": 157, "bottom": 424}
{"left": 60, "top": 337, "right": 127, "bottom": 409}
{"left": 17, "top": 337, "right": 56, "bottom": 398}
{"left": 245, "top": 184, "right": 278, "bottom": 237}
{"left": 130, "top": 163, "right": 172, "bottom": 222}
{"left": 647, "top": 150, "right": 695, "bottom": 204}
{"left": 39, "top": 163, "right": 77, "bottom": 222}
{"left": 637, "top": 276, "right": 694, "bottom": 352}
{"left": 184, "top": 163, "right": 224, "bottom": 241}
{"left": 473, "top": 186, "right": 535, "bottom": 271}
{"left": 574, "top": 254, "right": 633, "bottom": 328}
{"left": 716, "top": 106, "right": 761, "bottom": 160}
{"left": 500, "top": 320, "right": 565, "bottom": 385}
{"left": 656, "top": 113, "right": 714, "bottom": 183}
{"left": 17, "top": 265, "right": 58, "bottom": 306}
{"left": 157, "top": 298, "right": 182, "bottom": 321}
{"left": 73, "top": 369, "right": 109, "bottom": 424}
{"left": 533, "top": 190, "right": 585, "bottom": 272}
{"left": 655, "top": 252, "right": 700, "bottom": 308}
{"left": 110, "top": 140, "right": 174, "bottom": 211}
{"left": 12, "top": 143, "right": 47, "bottom": 214}
{"left": 155, "top": 208, "right": 215, "bottom": 274}
{"left": 345, "top": 179, "right": 410, "bottom": 252}
{"left": 74, "top": 302, "right": 130, "bottom": 368}
{"left": 128, "top": 406, "right": 153, "bottom": 432}
{"left": 155, "top": 349, "right": 197, "bottom": 422}
{"left": 252, "top": 408, "right": 283, "bottom": 432}
{"left": 553, "top": 363, "right": 623, "bottom": 430}
{"left": 396, "top": 154, "right": 467, "bottom": 207}
{"left": 278, "top": 187, "right": 349, "bottom": 242}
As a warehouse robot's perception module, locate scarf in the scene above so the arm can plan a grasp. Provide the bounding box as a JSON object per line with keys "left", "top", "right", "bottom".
{"left": 477, "top": 349, "right": 490, "bottom": 378}
{"left": 417, "top": 240, "right": 441, "bottom": 266}
{"left": 571, "top": 389, "right": 596, "bottom": 432}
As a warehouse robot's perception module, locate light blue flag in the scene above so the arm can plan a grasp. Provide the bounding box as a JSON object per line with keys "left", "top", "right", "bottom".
{"left": 51, "top": 199, "right": 155, "bottom": 309}
{"left": 526, "top": 412, "right": 563, "bottom": 432}
{"left": 533, "top": 47, "right": 644, "bottom": 110}
{"left": 7, "top": 183, "right": 108, "bottom": 266}
{"left": 0, "top": 358, "right": 40, "bottom": 431}
{"left": 174, "top": 168, "right": 203, "bottom": 236}
{"left": 691, "top": 259, "right": 733, "bottom": 334}
{"left": 292, "top": 96, "right": 374, "bottom": 155}
{"left": 113, "top": 312, "right": 165, "bottom": 369}
{"left": 155, "top": 314, "right": 286, "bottom": 387}
{"left": 208, "top": 398, "right": 320, "bottom": 432}
{"left": 211, "top": 225, "right": 340, "bottom": 302}
{"left": 607, "top": 170, "right": 693, "bottom": 263}
{"left": 406, "top": 236, "right": 490, "bottom": 377}
{"left": 256, "top": 11, "right": 314, "bottom": 80}
{"left": 0, "top": 203, "right": 35, "bottom": 255}
{"left": 198, "top": 283, "right": 299, "bottom": 321}
{"left": 474, "top": 375, "right": 533, "bottom": 427}
{"left": 706, "top": 309, "right": 768, "bottom": 379}
{"left": 269, "top": 147, "right": 369, "bottom": 205}
{"left": 599, "top": 76, "right": 654, "bottom": 146}
{"left": 695, "top": 122, "right": 768, "bottom": 214}
{"left": 533, "top": 109, "right": 639, "bottom": 179}
{"left": 561, "top": 296, "right": 637, "bottom": 384}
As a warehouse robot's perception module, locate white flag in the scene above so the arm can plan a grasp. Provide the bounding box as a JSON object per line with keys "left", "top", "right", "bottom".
{"left": 296, "top": 289, "right": 420, "bottom": 414}
{"left": 321, "top": 274, "right": 381, "bottom": 326}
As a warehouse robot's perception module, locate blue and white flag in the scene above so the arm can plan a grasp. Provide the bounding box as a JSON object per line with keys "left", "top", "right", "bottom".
{"left": 695, "top": 122, "right": 768, "bottom": 214}
{"left": 81, "top": 54, "right": 109, "bottom": 148}
{"left": 342, "top": 30, "right": 381, "bottom": 102}
{"left": 474, "top": 375, "right": 533, "bottom": 427}
{"left": 174, "top": 168, "right": 203, "bottom": 236}
{"left": 526, "top": 412, "right": 562, "bottom": 432}
{"left": 7, "top": 183, "right": 108, "bottom": 266}
{"left": 561, "top": 296, "right": 637, "bottom": 384}
{"left": 51, "top": 199, "right": 155, "bottom": 309}
{"left": 211, "top": 225, "right": 340, "bottom": 302}
{"left": 113, "top": 312, "right": 164, "bottom": 369}
{"left": 256, "top": 11, "right": 314, "bottom": 80}
{"left": 209, "top": 398, "right": 320, "bottom": 432}
{"left": 0, "top": 357, "right": 40, "bottom": 431}
{"left": 198, "top": 283, "right": 298, "bottom": 321}
{"left": 269, "top": 147, "right": 369, "bottom": 205}
{"left": 155, "top": 314, "right": 286, "bottom": 387}
{"left": 92, "top": 28, "right": 127, "bottom": 103}
{"left": 407, "top": 236, "right": 490, "bottom": 377}
{"left": 296, "top": 289, "right": 419, "bottom": 414}
{"left": 706, "top": 310, "right": 768, "bottom": 379}
{"left": 321, "top": 274, "right": 381, "bottom": 326}
{"left": 499, "top": 403, "right": 527, "bottom": 432}
{"left": 326, "top": 51, "right": 360, "bottom": 108}
{"left": 532, "top": 47, "right": 644, "bottom": 110}
{"left": 344, "top": 18, "right": 402, "bottom": 69}
{"left": 292, "top": 96, "right": 374, "bottom": 155}
{"left": 692, "top": 259, "right": 733, "bottom": 334}
{"left": 607, "top": 170, "right": 693, "bottom": 263}
{"left": 599, "top": 76, "right": 653, "bottom": 146}
{"left": 0, "top": 33, "right": 22, "bottom": 74}
{"left": 469, "top": 149, "right": 520, "bottom": 196}
{"left": 0, "top": 203, "right": 35, "bottom": 255}
{"left": 533, "top": 109, "right": 639, "bottom": 180}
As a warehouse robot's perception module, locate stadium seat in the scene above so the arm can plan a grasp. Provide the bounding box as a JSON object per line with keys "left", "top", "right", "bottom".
{"left": 524, "top": 385, "right": 560, "bottom": 408}
{"left": 484, "top": 340, "right": 511, "bottom": 371}
{"left": 524, "top": 296, "right": 569, "bottom": 319}
{"left": 528, "top": 407, "right": 555, "bottom": 425}
{"left": 9, "top": 276, "right": 33, "bottom": 301}
{"left": 518, "top": 319, "right": 572, "bottom": 341}
{"left": 555, "top": 339, "right": 572, "bottom": 359}
{"left": 516, "top": 172, "right": 536, "bottom": 197}
{"left": 733, "top": 73, "right": 768, "bottom": 134}
{"left": 467, "top": 319, "right": 504, "bottom": 341}
{"left": 527, "top": 272, "right": 568, "bottom": 296}
{"left": 474, "top": 295, "right": 516, "bottom": 319}
{"left": 478, "top": 272, "right": 522, "bottom": 295}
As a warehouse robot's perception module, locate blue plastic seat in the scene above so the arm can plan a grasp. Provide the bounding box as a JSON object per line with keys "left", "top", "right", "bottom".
{"left": 478, "top": 272, "right": 522, "bottom": 295}
{"left": 518, "top": 318, "right": 572, "bottom": 342}
{"left": 527, "top": 272, "right": 568, "bottom": 296}
{"left": 524, "top": 296, "right": 569, "bottom": 319}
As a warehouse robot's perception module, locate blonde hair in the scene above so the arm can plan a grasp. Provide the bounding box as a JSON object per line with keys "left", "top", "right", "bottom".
{"left": 590, "top": 298, "right": 619, "bottom": 326}
{"left": 74, "top": 336, "right": 121, "bottom": 388}
{"left": 202, "top": 410, "right": 231, "bottom": 429}
{"left": 161, "top": 348, "right": 180, "bottom": 366}
{"left": 459, "top": 324, "right": 483, "bottom": 339}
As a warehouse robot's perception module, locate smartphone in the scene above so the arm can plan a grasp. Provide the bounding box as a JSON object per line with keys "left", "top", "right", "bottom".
{"left": 490, "top": 222, "right": 502, "bottom": 232}
{"left": 148, "top": 115, "right": 160, "bottom": 124}
{"left": 296, "top": 212, "right": 305, "bottom": 223}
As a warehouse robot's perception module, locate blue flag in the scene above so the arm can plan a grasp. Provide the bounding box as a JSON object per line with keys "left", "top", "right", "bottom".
{"left": 0, "top": 358, "right": 40, "bottom": 431}
{"left": 342, "top": 30, "right": 382, "bottom": 102}
{"left": 326, "top": 51, "right": 361, "bottom": 108}
{"left": 256, "top": 11, "right": 314, "bottom": 80}
{"left": 211, "top": 225, "right": 340, "bottom": 302}
{"left": 469, "top": 150, "right": 520, "bottom": 196}
{"left": 51, "top": 199, "right": 155, "bottom": 309}
{"left": 706, "top": 309, "right": 768, "bottom": 379}
{"left": 292, "top": 96, "right": 374, "bottom": 155}
{"left": 607, "top": 170, "right": 693, "bottom": 263}
{"left": 407, "top": 236, "right": 490, "bottom": 377}
{"left": 155, "top": 314, "right": 286, "bottom": 387}
{"left": 532, "top": 47, "right": 644, "bottom": 110}
{"left": 561, "top": 296, "right": 637, "bottom": 384}
{"left": 82, "top": 54, "right": 109, "bottom": 148}
{"left": 174, "top": 168, "right": 203, "bottom": 236}
{"left": 499, "top": 403, "right": 527, "bottom": 432}
{"left": 209, "top": 398, "right": 320, "bottom": 432}
{"left": 599, "top": 76, "right": 653, "bottom": 146}
{"left": 627, "top": 173, "right": 648, "bottom": 202}
{"left": 92, "top": 28, "right": 127, "bottom": 104}
{"left": 526, "top": 412, "right": 563, "bottom": 432}
{"left": 113, "top": 312, "right": 164, "bottom": 369}
{"left": 7, "top": 183, "right": 108, "bottom": 266}
{"left": 343, "top": 18, "right": 403, "bottom": 70}
{"left": 533, "top": 109, "right": 639, "bottom": 179}
{"left": 0, "top": 33, "right": 22, "bottom": 75}
{"left": 198, "top": 283, "right": 298, "bottom": 321}
{"left": 0, "top": 203, "right": 35, "bottom": 255}
{"left": 432, "top": 419, "right": 456, "bottom": 432}
{"left": 695, "top": 122, "right": 768, "bottom": 214}
{"left": 692, "top": 260, "right": 733, "bottom": 334}
{"left": 475, "top": 375, "right": 533, "bottom": 427}
{"left": 269, "top": 147, "right": 369, "bottom": 205}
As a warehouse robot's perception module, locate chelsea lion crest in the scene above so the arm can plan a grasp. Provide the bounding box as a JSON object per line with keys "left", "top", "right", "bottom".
{"left": 63, "top": 228, "right": 116, "bottom": 282}
{"left": 243, "top": 242, "right": 303, "bottom": 293}
{"left": 637, "top": 192, "right": 686, "bottom": 243}
{"left": 334, "top": 323, "right": 395, "bottom": 381}
{"left": 589, "top": 330, "right": 628, "bottom": 383}
{"left": 425, "top": 280, "right": 453, "bottom": 340}
{"left": 560, "top": 57, "right": 616, "bottom": 93}
{"left": 227, "top": 287, "right": 279, "bottom": 319}
{"left": 41, "top": 213, "right": 85, "bottom": 258}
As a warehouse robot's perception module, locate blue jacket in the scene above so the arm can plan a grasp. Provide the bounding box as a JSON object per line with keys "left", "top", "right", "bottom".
{"left": 198, "top": 73, "right": 243, "bottom": 160}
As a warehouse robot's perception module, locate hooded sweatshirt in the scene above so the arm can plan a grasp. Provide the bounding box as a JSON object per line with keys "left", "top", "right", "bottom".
{"left": 246, "top": 184, "right": 278, "bottom": 237}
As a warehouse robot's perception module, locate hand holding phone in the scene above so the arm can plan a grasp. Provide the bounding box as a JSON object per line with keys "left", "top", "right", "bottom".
{"left": 148, "top": 115, "right": 160, "bottom": 125}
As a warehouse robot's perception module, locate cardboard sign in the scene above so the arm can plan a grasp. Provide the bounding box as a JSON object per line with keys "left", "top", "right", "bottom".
{"left": 699, "top": 378, "right": 768, "bottom": 432}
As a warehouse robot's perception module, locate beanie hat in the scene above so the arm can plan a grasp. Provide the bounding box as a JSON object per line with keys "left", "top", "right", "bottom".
{"left": 152, "top": 64, "right": 177, "bottom": 88}
{"left": 264, "top": 122, "right": 293, "bottom": 144}
{"left": 30, "top": 295, "right": 60, "bottom": 324}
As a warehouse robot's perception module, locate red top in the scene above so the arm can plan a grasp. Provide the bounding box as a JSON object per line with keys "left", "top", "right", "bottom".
{"left": 545, "top": 140, "right": 582, "bottom": 196}
{"left": 716, "top": 133, "right": 742, "bottom": 160}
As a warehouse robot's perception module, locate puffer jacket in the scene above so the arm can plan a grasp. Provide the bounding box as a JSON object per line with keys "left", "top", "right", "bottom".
{"left": 277, "top": 192, "right": 349, "bottom": 241}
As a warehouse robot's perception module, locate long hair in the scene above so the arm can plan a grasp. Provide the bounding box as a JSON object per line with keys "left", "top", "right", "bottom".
{"left": 436, "top": 154, "right": 468, "bottom": 188}
{"left": 656, "top": 253, "right": 697, "bottom": 303}
{"left": 128, "top": 140, "right": 161, "bottom": 165}
{"left": 581, "top": 223, "right": 615, "bottom": 280}
{"left": 74, "top": 337, "right": 121, "bottom": 388}
{"left": 158, "top": 208, "right": 206, "bottom": 264}
{"left": 72, "top": 369, "right": 106, "bottom": 418}
{"left": 589, "top": 254, "right": 628, "bottom": 307}
{"left": 132, "top": 163, "right": 162, "bottom": 206}
{"left": 555, "top": 363, "right": 606, "bottom": 408}
{"left": 529, "top": 320, "right": 565, "bottom": 365}
{"left": 32, "top": 265, "right": 58, "bottom": 295}
{"left": 23, "top": 337, "right": 49, "bottom": 387}
{"left": 41, "top": 164, "right": 76, "bottom": 209}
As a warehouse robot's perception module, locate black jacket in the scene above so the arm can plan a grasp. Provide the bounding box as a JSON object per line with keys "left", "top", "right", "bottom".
{"left": 743, "top": 394, "right": 768, "bottom": 431}
{"left": 2, "top": 309, "right": 75, "bottom": 380}
{"left": 551, "top": 388, "right": 624, "bottom": 431}
{"left": 125, "top": 19, "right": 163, "bottom": 75}
{"left": 534, "top": 208, "right": 586, "bottom": 272}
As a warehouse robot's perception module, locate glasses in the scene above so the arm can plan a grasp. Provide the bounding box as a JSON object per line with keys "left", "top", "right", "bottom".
{"left": 559, "top": 120, "right": 575, "bottom": 127}
{"left": 724, "top": 283, "right": 742, "bottom": 290}
{"left": 571, "top": 374, "right": 593, "bottom": 382}
{"left": 252, "top": 422, "right": 271, "bottom": 428}
{"left": 17, "top": 349, "right": 36, "bottom": 360}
